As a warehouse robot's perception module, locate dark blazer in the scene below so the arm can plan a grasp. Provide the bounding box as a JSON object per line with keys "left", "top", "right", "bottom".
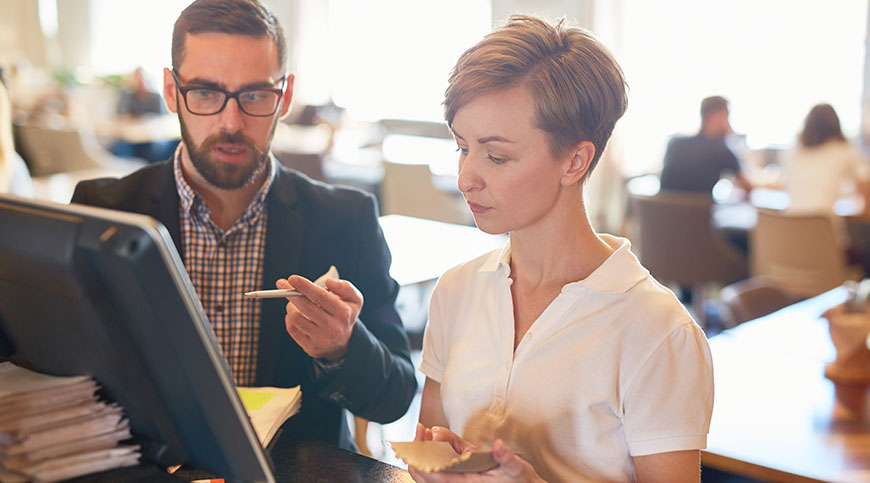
{"left": 71, "top": 160, "right": 417, "bottom": 451}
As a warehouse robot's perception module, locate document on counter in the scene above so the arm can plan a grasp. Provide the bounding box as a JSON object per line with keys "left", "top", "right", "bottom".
{"left": 236, "top": 386, "right": 302, "bottom": 447}
{"left": 0, "top": 362, "right": 139, "bottom": 482}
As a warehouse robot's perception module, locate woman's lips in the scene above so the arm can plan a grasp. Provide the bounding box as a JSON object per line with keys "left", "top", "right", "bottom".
{"left": 467, "top": 202, "right": 491, "bottom": 214}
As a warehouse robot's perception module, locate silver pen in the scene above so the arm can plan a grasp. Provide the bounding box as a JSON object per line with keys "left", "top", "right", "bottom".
{"left": 243, "top": 289, "right": 303, "bottom": 299}
{"left": 246, "top": 265, "right": 339, "bottom": 299}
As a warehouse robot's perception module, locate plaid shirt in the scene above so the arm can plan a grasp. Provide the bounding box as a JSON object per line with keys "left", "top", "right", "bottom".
{"left": 174, "top": 150, "right": 276, "bottom": 385}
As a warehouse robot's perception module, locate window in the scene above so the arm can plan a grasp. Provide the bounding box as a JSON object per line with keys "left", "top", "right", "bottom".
{"left": 88, "top": 0, "right": 187, "bottom": 77}
{"left": 299, "top": 0, "right": 492, "bottom": 121}
{"left": 602, "top": 0, "right": 869, "bottom": 175}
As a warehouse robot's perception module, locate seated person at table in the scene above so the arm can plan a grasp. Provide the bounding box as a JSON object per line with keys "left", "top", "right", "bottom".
{"left": 71, "top": 0, "right": 416, "bottom": 451}
{"left": 411, "top": 15, "right": 714, "bottom": 483}
{"left": 660, "top": 96, "right": 753, "bottom": 195}
{"left": 779, "top": 103, "right": 870, "bottom": 216}
{"left": 112, "top": 67, "right": 178, "bottom": 163}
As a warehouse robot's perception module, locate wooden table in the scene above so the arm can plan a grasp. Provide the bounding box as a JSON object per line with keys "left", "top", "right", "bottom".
{"left": 702, "top": 287, "right": 870, "bottom": 482}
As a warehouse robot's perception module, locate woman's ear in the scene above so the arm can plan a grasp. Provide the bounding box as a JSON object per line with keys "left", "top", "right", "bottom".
{"left": 561, "top": 141, "right": 595, "bottom": 186}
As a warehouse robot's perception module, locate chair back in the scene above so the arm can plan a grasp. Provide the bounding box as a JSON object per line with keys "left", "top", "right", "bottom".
{"left": 274, "top": 152, "right": 325, "bottom": 182}
{"left": 750, "top": 209, "right": 848, "bottom": 298}
{"left": 720, "top": 277, "right": 796, "bottom": 327}
{"left": 380, "top": 161, "right": 472, "bottom": 225}
{"left": 14, "top": 124, "right": 104, "bottom": 176}
{"left": 629, "top": 191, "right": 747, "bottom": 285}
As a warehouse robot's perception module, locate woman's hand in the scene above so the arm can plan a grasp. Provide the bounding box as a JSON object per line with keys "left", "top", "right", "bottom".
{"left": 408, "top": 424, "right": 545, "bottom": 483}
{"left": 414, "top": 423, "right": 478, "bottom": 455}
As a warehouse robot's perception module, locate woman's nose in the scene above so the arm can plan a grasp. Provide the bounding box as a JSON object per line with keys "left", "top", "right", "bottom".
{"left": 457, "top": 152, "right": 483, "bottom": 193}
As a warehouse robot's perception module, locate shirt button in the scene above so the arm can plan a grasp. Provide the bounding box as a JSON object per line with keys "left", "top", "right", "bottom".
{"left": 525, "top": 332, "right": 532, "bottom": 341}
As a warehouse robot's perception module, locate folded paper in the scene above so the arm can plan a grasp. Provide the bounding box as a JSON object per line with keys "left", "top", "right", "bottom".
{"left": 389, "top": 441, "right": 498, "bottom": 473}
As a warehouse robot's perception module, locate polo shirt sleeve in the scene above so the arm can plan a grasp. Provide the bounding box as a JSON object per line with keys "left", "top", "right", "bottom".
{"left": 622, "top": 323, "right": 714, "bottom": 456}
{"left": 420, "top": 277, "right": 450, "bottom": 383}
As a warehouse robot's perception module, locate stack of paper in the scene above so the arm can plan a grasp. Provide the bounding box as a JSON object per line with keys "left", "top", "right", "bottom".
{"left": 0, "top": 362, "right": 139, "bottom": 482}
{"left": 236, "top": 386, "right": 302, "bottom": 447}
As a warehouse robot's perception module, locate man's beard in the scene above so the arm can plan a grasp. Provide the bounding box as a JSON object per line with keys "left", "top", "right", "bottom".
{"left": 178, "top": 116, "right": 277, "bottom": 190}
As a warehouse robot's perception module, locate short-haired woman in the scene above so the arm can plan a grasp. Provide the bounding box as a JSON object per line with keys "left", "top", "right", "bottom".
{"left": 411, "top": 15, "right": 713, "bottom": 483}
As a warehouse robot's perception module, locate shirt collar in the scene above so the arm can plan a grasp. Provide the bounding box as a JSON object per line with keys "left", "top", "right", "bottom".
{"left": 476, "top": 234, "right": 649, "bottom": 294}
{"left": 173, "top": 145, "right": 197, "bottom": 214}
{"left": 478, "top": 239, "right": 512, "bottom": 275}
{"left": 567, "top": 234, "right": 649, "bottom": 294}
{"left": 173, "top": 145, "right": 278, "bottom": 225}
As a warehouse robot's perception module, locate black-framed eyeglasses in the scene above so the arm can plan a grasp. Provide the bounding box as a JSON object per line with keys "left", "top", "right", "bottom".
{"left": 171, "top": 70, "right": 286, "bottom": 117}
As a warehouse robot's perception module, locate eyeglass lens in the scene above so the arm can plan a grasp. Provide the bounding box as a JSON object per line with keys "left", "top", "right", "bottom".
{"left": 187, "top": 88, "right": 281, "bottom": 116}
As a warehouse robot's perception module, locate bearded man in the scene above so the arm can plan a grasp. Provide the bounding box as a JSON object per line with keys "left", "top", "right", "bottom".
{"left": 71, "top": 0, "right": 416, "bottom": 451}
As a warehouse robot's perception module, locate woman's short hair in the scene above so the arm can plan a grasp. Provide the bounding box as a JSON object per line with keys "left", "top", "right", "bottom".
{"left": 172, "top": 0, "right": 287, "bottom": 72}
{"left": 799, "top": 103, "right": 845, "bottom": 148}
{"left": 444, "top": 15, "right": 628, "bottom": 174}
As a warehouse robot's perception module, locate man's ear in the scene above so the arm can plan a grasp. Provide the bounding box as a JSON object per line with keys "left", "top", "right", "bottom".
{"left": 561, "top": 141, "right": 596, "bottom": 186}
{"left": 163, "top": 68, "right": 178, "bottom": 114}
{"left": 278, "top": 73, "right": 295, "bottom": 119}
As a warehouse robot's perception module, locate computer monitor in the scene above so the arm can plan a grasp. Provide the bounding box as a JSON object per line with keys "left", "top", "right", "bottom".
{"left": 0, "top": 194, "right": 275, "bottom": 482}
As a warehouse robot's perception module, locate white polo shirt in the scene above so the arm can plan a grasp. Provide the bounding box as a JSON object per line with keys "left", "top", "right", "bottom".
{"left": 780, "top": 140, "right": 870, "bottom": 215}
{"left": 421, "top": 234, "right": 714, "bottom": 483}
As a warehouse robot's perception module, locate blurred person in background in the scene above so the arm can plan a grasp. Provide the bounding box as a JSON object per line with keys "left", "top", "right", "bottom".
{"left": 780, "top": 103, "right": 870, "bottom": 276}
{"left": 117, "top": 67, "right": 166, "bottom": 118}
{"left": 660, "top": 96, "right": 753, "bottom": 196}
{"left": 112, "top": 67, "right": 179, "bottom": 162}
{"left": 779, "top": 103, "right": 870, "bottom": 216}
{"left": 0, "top": 73, "right": 33, "bottom": 197}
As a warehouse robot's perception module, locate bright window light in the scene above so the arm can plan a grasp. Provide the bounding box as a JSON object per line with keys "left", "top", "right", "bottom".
{"left": 38, "top": 0, "right": 58, "bottom": 38}
{"left": 89, "top": 0, "right": 187, "bottom": 77}
{"left": 609, "top": 0, "right": 868, "bottom": 175}
{"left": 323, "top": 0, "right": 491, "bottom": 121}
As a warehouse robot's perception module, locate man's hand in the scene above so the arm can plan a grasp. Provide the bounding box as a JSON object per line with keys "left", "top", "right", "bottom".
{"left": 409, "top": 424, "right": 545, "bottom": 483}
{"left": 276, "top": 275, "right": 363, "bottom": 361}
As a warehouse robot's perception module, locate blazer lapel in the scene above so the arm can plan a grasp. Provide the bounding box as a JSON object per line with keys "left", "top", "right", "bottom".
{"left": 255, "top": 167, "right": 304, "bottom": 385}
{"left": 144, "top": 162, "right": 184, "bottom": 261}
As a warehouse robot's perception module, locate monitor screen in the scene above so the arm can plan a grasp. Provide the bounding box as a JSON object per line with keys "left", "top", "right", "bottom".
{"left": 0, "top": 194, "right": 274, "bottom": 482}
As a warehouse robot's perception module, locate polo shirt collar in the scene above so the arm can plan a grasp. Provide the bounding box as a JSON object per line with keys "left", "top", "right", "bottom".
{"left": 477, "top": 234, "right": 649, "bottom": 294}
{"left": 568, "top": 234, "right": 649, "bottom": 294}
{"left": 478, "top": 240, "right": 512, "bottom": 275}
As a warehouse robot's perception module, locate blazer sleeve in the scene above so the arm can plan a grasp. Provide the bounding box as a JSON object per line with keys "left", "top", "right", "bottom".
{"left": 309, "top": 193, "right": 417, "bottom": 424}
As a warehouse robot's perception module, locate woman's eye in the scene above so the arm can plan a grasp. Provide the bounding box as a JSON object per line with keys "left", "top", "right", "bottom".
{"left": 455, "top": 146, "right": 468, "bottom": 155}
{"left": 487, "top": 154, "right": 506, "bottom": 164}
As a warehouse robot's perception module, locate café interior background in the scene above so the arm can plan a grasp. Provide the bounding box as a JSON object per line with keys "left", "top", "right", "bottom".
{"left": 1, "top": 0, "right": 869, "bottom": 234}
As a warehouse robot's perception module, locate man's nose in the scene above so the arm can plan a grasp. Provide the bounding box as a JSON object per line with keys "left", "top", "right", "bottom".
{"left": 219, "top": 97, "right": 246, "bottom": 132}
